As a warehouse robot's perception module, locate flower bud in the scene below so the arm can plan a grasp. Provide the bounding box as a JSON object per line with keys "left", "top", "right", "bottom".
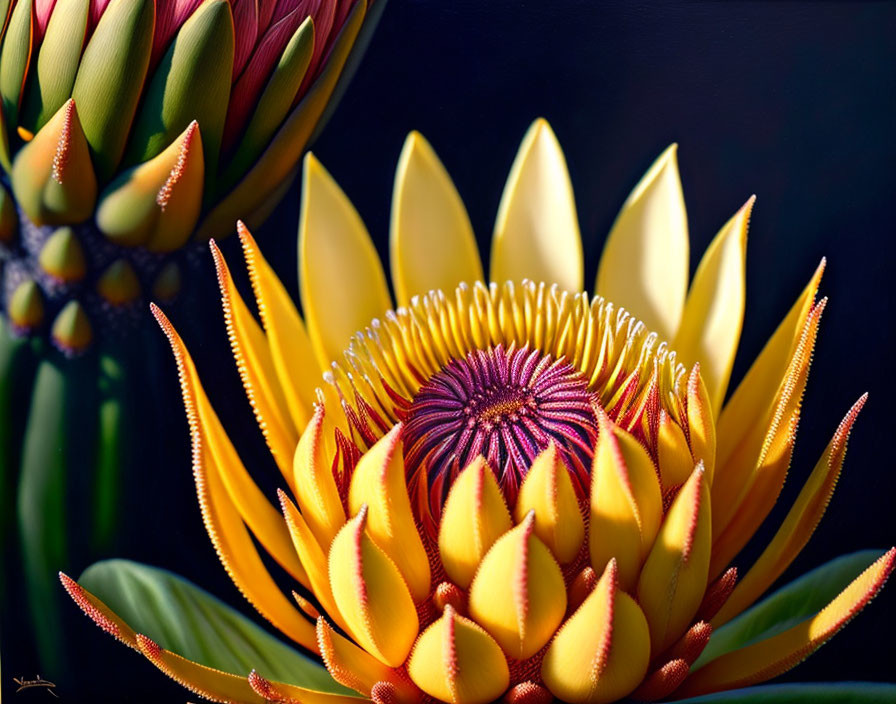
{"left": 438, "top": 456, "right": 512, "bottom": 588}
{"left": 38, "top": 226, "right": 87, "bottom": 283}
{"left": 542, "top": 559, "right": 651, "bottom": 704}
{"left": 407, "top": 605, "right": 509, "bottom": 704}
{"left": 468, "top": 512, "right": 567, "bottom": 660}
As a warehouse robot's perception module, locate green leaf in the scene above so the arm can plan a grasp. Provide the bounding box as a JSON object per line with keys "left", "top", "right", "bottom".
{"left": 78, "top": 559, "right": 352, "bottom": 694}
{"left": 695, "top": 550, "right": 885, "bottom": 669}
{"left": 92, "top": 348, "right": 134, "bottom": 553}
{"left": 71, "top": 0, "right": 154, "bottom": 181}
{"left": 0, "top": 0, "right": 32, "bottom": 130}
{"left": 194, "top": 0, "right": 367, "bottom": 241}
{"left": 18, "top": 350, "right": 97, "bottom": 674}
{"left": 671, "top": 682, "right": 896, "bottom": 703}
{"left": 124, "top": 0, "right": 233, "bottom": 195}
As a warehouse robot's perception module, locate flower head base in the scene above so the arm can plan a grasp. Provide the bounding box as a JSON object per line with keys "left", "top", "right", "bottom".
{"left": 65, "top": 120, "right": 893, "bottom": 703}
{"left": 0, "top": 0, "right": 383, "bottom": 346}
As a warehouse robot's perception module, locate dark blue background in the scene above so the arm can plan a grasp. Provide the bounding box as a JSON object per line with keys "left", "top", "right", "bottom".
{"left": 18, "top": 1, "right": 895, "bottom": 701}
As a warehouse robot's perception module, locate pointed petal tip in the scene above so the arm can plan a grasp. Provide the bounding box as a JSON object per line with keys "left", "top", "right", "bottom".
{"left": 135, "top": 633, "right": 162, "bottom": 659}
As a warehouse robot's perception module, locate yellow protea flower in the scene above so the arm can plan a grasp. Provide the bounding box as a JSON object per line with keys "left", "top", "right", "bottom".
{"left": 65, "top": 119, "right": 893, "bottom": 704}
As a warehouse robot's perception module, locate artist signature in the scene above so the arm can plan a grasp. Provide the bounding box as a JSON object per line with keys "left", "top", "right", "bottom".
{"left": 13, "top": 675, "right": 59, "bottom": 698}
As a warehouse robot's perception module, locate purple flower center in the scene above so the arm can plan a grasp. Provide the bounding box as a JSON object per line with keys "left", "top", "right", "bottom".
{"left": 402, "top": 345, "right": 598, "bottom": 501}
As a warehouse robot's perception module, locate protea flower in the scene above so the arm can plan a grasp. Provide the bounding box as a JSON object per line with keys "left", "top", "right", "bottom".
{"left": 0, "top": 0, "right": 384, "bottom": 675}
{"left": 65, "top": 120, "right": 893, "bottom": 703}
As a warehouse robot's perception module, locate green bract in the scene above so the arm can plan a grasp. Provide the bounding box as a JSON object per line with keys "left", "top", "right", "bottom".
{"left": 0, "top": 0, "right": 386, "bottom": 344}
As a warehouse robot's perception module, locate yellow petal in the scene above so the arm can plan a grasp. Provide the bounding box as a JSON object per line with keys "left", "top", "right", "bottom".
{"left": 210, "top": 240, "right": 297, "bottom": 488}
{"left": 299, "top": 153, "right": 392, "bottom": 366}
{"left": 590, "top": 409, "right": 662, "bottom": 590}
{"left": 293, "top": 403, "right": 347, "bottom": 551}
{"left": 541, "top": 559, "right": 651, "bottom": 704}
{"left": 438, "top": 456, "right": 513, "bottom": 589}
{"left": 316, "top": 617, "right": 409, "bottom": 697}
{"left": 679, "top": 548, "right": 896, "bottom": 697}
{"left": 711, "top": 265, "right": 825, "bottom": 537}
{"left": 468, "top": 512, "right": 567, "bottom": 660}
{"left": 637, "top": 463, "right": 712, "bottom": 653}
{"left": 686, "top": 364, "right": 716, "bottom": 485}
{"left": 239, "top": 222, "right": 322, "bottom": 431}
{"left": 137, "top": 635, "right": 366, "bottom": 704}
{"left": 390, "top": 131, "right": 483, "bottom": 305}
{"left": 514, "top": 441, "right": 585, "bottom": 564}
{"left": 713, "top": 395, "right": 867, "bottom": 626}
{"left": 279, "top": 491, "right": 345, "bottom": 633}
{"left": 595, "top": 144, "right": 688, "bottom": 341}
{"left": 407, "top": 605, "right": 510, "bottom": 704}
{"left": 710, "top": 299, "right": 824, "bottom": 561}
{"left": 151, "top": 305, "right": 315, "bottom": 650}
{"left": 656, "top": 409, "right": 694, "bottom": 490}
{"left": 674, "top": 197, "right": 753, "bottom": 415}
{"left": 328, "top": 506, "right": 419, "bottom": 667}
{"left": 247, "top": 670, "right": 368, "bottom": 704}
{"left": 490, "top": 118, "right": 582, "bottom": 291}
{"left": 717, "top": 259, "right": 825, "bottom": 464}
{"left": 348, "top": 424, "right": 431, "bottom": 601}
{"left": 135, "top": 634, "right": 265, "bottom": 704}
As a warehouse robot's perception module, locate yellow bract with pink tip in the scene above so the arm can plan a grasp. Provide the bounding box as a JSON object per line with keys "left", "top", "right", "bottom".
{"left": 65, "top": 119, "right": 892, "bottom": 703}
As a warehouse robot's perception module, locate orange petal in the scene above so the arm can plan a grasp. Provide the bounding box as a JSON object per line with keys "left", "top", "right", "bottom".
{"left": 246, "top": 669, "right": 369, "bottom": 704}
{"left": 152, "top": 305, "right": 314, "bottom": 650}
{"left": 210, "top": 239, "right": 297, "bottom": 487}
{"left": 713, "top": 395, "right": 868, "bottom": 626}
{"left": 239, "top": 221, "right": 321, "bottom": 431}
{"left": 293, "top": 403, "right": 347, "bottom": 551}
{"left": 679, "top": 548, "right": 896, "bottom": 697}
{"left": 710, "top": 299, "right": 824, "bottom": 574}
{"left": 60, "top": 572, "right": 138, "bottom": 649}
{"left": 316, "top": 617, "right": 412, "bottom": 698}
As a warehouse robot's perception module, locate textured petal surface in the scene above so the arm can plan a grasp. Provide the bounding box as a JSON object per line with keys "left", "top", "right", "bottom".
{"left": 348, "top": 424, "right": 431, "bottom": 601}
{"left": 514, "top": 442, "right": 585, "bottom": 564}
{"left": 407, "top": 605, "right": 509, "bottom": 704}
{"left": 327, "top": 507, "right": 419, "bottom": 667}
{"left": 438, "top": 457, "right": 513, "bottom": 588}
{"left": 239, "top": 222, "right": 321, "bottom": 430}
{"left": 596, "top": 144, "right": 688, "bottom": 341}
{"left": 491, "top": 119, "right": 582, "bottom": 291}
{"left": 680, "top": 548, "right": 896, "bottom": 697}
{"left": 713, "top": 396, "right": 867, "bottom": 626}
{"left": 468, "top": 513, "right": 567, "bottom": 660}
{"left": 152, "top": 306, "right": 315, "bottom": 651}
{"left": 542, "top": 560, "right": 651, "bottom": 704}
{"left": 590, "top": 410, "right": 662, "bottom": 590}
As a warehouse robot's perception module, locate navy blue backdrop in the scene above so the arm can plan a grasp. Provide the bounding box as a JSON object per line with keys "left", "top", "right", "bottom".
{"left": 12, "top": 2, "right": 894, "bottom": 701}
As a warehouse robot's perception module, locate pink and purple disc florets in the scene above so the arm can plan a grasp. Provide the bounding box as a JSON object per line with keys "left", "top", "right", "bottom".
{"left": 402, "top": 345, "right": 598, "bottom": 503}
